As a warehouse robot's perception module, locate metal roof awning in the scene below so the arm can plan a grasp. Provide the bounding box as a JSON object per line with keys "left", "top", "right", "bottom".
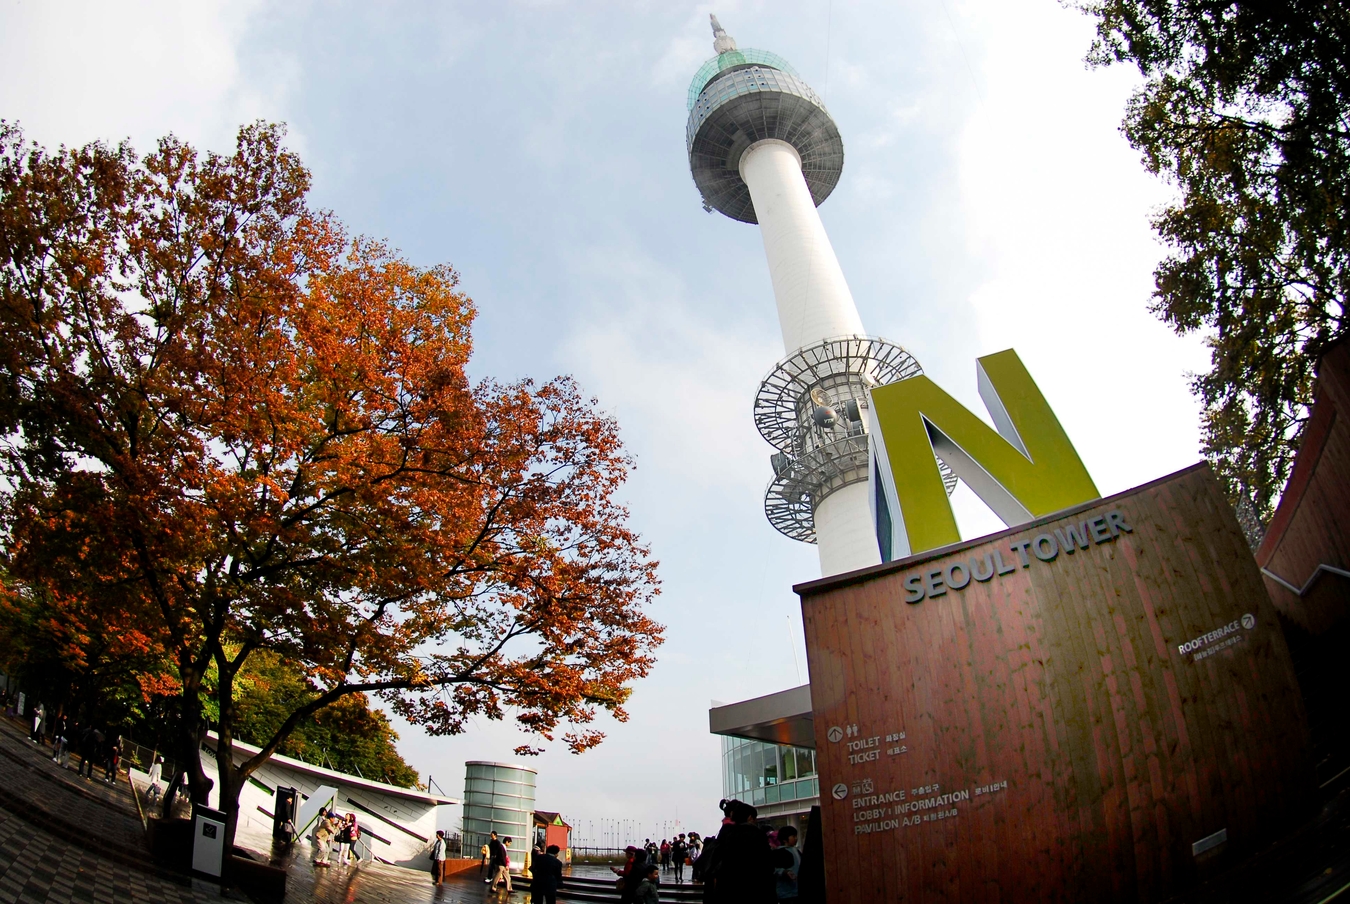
{"left": 708, "top": 683, "right": 815, "bottom": 749}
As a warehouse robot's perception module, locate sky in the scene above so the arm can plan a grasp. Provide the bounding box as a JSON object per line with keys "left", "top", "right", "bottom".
{"left": 0, "top": 0, "right": 1210, "bottom": 845}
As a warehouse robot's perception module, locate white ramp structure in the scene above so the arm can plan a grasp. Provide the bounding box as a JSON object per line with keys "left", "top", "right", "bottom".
{"left": 200, "top": 734, "right": 455, "bottom": 868}
{"left": 686, "top": 16, "right": 951, "bottom": 576}
{"left": 295, "top": 784, "right": 337, "bottom": 838}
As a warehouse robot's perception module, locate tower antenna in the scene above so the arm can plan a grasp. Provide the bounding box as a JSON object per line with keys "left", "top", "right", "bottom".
{"left": 710, "top": 14, "right": 738, "bottom": 54}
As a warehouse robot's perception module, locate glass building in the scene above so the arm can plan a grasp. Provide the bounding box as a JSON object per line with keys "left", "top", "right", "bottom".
{"left": 462, "top": 761, "right": 536, "bottom": 864}
{"left": 721, "top": 736, "right": 819, "bottom": 827}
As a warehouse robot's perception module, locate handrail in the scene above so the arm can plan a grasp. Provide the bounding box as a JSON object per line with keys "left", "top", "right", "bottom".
{"left": 1261, "top": 563, "right": 1350, "bottom": 596}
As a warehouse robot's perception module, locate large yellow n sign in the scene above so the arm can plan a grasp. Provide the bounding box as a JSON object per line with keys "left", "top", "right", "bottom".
{"left": 868, "top": 349, "right": 1099, "bottom": 559}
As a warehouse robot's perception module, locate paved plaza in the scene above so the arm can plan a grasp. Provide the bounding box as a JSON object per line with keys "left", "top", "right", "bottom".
{"left": 0, "top": 717, "right": 541, "bottom": 904}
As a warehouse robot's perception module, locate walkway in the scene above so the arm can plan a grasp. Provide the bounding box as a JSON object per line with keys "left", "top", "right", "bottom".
{"left": 0, "top": 714, "right": 539, "bottom": 903}
{"left": 0, "top": 716, "right": 222, "bottom": 904}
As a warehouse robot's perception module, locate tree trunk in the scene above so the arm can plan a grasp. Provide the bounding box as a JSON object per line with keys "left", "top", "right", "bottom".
{"left": 175, "top": 661, "right": 214, "bottom": 809}
{"left": 217, "top": 748, "right": 242, "bottom": 863}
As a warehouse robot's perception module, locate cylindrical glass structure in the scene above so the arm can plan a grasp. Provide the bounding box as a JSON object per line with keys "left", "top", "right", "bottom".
{"left": 462, "top": 761, "right": 536, "bottom": 866}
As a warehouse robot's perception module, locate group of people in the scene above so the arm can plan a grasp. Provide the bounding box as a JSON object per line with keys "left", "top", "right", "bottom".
{"left": 689, "top": 799, "right": 802, "bottom": 904}
{"left": 609, "top": 832, "right": 702, "bottom": 903}
{"left": 23, "top": 700, "right": 122, "bottom": 784}
{"left": 637, "top": 833, "right": 702, "bottom": 883}
{"left": 480, "top": 832, "right": 514, "bottom": 891}
{"left": 608, "top": 800, "right": 801, "bottom": 903}
{"left": 311, "top": 807, "right": 362, "bottom": 867}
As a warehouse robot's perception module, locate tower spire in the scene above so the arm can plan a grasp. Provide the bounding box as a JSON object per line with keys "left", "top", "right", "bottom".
{"left": 710, "top": 14, "right": 738, "bottom": 54}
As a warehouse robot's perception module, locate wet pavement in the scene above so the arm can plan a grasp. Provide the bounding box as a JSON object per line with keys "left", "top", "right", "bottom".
{"left": 0, "top": 714, "right": 542, "bottom": 903}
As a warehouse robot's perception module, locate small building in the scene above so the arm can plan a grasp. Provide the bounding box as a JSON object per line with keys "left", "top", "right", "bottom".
{"left": 462, "top": 761, "right": 536, "bottom": 869}
{"left": 533, "top": 811, "right": 571, "bottom": 858}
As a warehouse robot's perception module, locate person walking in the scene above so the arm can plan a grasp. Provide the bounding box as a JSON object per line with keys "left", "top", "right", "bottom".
{"left": 103, "top": 733, "right": 119, "bottom": 783}
{"left": 773, "top": 826, "right": 801, "bottom": 902}
{"left": 430, "top": 830, "right": 448, "bottom": 885}
{"left": 146, "top": 755, "right": 165, "bottom": 804}
{"left": 30, "top": 702, "right": 45, "bottom": 744}
{"left": 50, "top": 716, "right": 68, "bottom": 766}
{"left": 486, "top": 831, "right": 505, "bottom": 885}
{"left": 479, "top": 839, "right": 490, "bottom": 874}
{"left": 78, "top": 726, "right": 101, "bottom": 779}
{"left": 532, "top": 843, "right": 564, "bottom": 904}
{"left": 633, "top": 862, "right": 662, "bottom": 904}
{"left": 671, "top": 835, "right": 688, "bottom": 883}
{"left": 492, "top": 837, "right": 513, "bottom": 893}
{"left": 313, "top": 808, "right": 335, "bottom": 866}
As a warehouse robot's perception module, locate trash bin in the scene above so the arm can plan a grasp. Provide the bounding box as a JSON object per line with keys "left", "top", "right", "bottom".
{"left": 192, "top": 804, "right": 227, "bottom": 878}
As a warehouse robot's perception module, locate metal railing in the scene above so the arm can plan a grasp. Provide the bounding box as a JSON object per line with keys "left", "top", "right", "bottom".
{"left": 117, "top": 737, "right": 176, "bottom": 782}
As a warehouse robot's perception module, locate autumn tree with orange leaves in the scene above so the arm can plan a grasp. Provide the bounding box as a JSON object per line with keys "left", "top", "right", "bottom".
{"left": 0, "top": 121, "right": 661, "bottom": 846}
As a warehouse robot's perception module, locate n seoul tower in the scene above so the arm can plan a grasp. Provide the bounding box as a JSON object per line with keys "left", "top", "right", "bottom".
{"left": 686, "top": 16, "right": 949, "bottom": 576}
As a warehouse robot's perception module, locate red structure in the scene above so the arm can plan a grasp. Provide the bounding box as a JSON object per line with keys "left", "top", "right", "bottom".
{"left": 1255, "top": 335, "right": 1350, "bottom": 789}
{"left": 533, "top": 811, "right": 571, "bottom": 858}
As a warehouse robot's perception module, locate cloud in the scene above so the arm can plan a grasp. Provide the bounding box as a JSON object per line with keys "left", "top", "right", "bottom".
{"left": 0, "top": 0, "right": 291, "bottom": 153}
{"left": 951, "top": 1, "right": 1208, "bottom": 499}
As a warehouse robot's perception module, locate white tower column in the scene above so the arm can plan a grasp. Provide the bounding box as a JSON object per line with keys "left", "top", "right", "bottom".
{"left": 813, "top": 483, "right": 881, "bottom": 576}
{"left": 740, "top": 139, "right": 881, "bottom": 577}
{"left": 739, "top": 140, "right": 865, "bottom": 353}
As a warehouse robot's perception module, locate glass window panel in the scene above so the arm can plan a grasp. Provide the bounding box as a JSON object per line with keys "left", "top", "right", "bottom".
{"left": 797, "top": 748, "right": 816, "bottom": 779}
{"left": 752, "top": 787, "right": 765, "bottom": 805}
{"left": 782, "top": 747, "right": 798, "bottom": 781}
{"left": 766, "top": 784, "right": 780, "bottom": 804}
{"left": 733, "top": 748, "right": 748, "bottom": 794}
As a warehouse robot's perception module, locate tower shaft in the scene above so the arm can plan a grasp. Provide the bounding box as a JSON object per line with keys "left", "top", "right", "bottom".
{"left": 740, "top": 139, "right": 879, "bottom": 575}
{"left": 688, "top": 17, "right": 945, "bottom": 578}
{"left": 739, "top": 140, "right": 865, "bottom": 354}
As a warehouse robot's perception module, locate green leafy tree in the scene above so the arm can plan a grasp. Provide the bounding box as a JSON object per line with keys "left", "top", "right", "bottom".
{"left": 1077, "top": 0, "right": 1349, "bottom": 517}
{"left": 227, "top": 651, "right": 421, "bottom": 788}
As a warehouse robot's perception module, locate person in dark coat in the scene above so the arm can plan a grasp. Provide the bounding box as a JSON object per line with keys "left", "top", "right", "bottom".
{"left": 532, "top": 843, "right": 565, "bottom": 904}
{"left": 707, "top": 800, "right": 774, "bottom": 904}
{"left": 611, "top": 846, "right": 641, "bottom": 904}
{"left": 487, "top": 832, "right": 507, "bottom": 888}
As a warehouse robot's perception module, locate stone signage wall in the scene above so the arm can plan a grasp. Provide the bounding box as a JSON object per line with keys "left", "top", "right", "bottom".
{"left": 797, "top": 464, "right": 1313, "bottom": 903}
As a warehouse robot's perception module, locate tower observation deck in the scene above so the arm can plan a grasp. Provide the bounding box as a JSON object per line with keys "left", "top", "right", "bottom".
{"left": 686, "top": 15, "right": 951, "bottom": 576}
